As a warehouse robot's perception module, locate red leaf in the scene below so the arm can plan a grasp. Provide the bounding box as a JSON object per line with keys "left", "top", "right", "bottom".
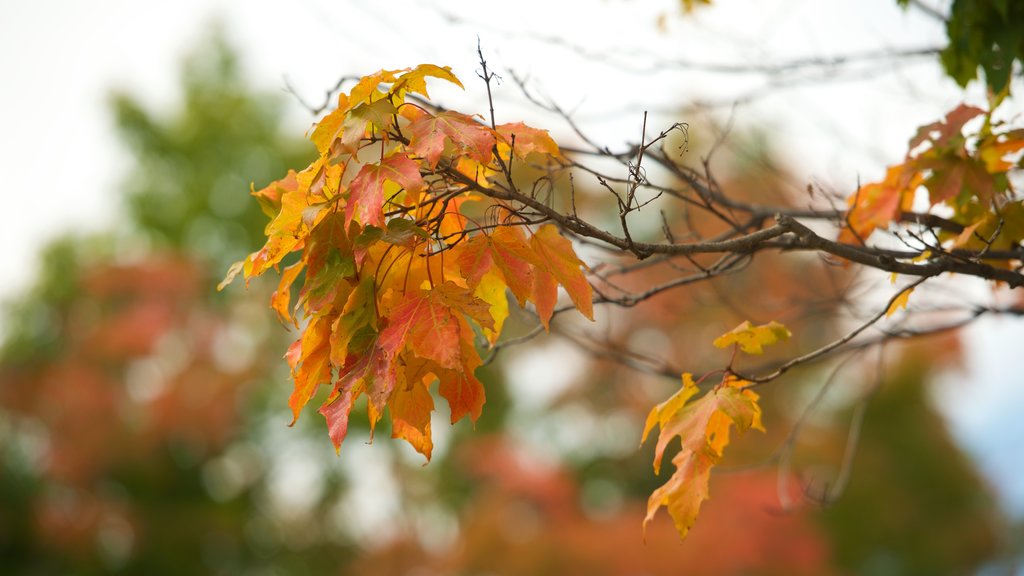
{"left": 319, "top": 387, "right": 358, "bottom": 454}
{"left": 345, "top": 153, "right": 425, "bottom": 227}
{"left": 408, "top": 111, "right": 495, "bottom": 168}
{"left": 337, "top": 336, "right": 395, "bottom": 425}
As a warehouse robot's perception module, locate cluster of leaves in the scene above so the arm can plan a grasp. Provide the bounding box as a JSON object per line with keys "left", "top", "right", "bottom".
{"left": 938, "top": 0, "right": 1023, "bottom": 94}
{"left": 844, "top": 102, "right": 1024, "bottom": 267}
{"left": 222, "top": 65, "right": 593, "bottom": 461}
{"left": 641, "top": 321, "right": 789, "bottom": 539}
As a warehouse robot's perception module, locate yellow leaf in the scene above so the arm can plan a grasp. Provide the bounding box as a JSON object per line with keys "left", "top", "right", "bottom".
{"left": 473, "top": 270, "right": 510, "bottom": 346}
{"left": 712, "top": 320, "right": 791, "bottom": 355}
{"left": 641, "top": 374, "right": 765, "bottom": 540}
{"left": 886, "top": 287, "right": 914, "bottom": 318}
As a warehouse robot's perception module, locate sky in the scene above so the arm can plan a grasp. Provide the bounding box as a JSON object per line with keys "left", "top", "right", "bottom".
{"left": 2, "top": 0, "right": 1023, "bottom": 514}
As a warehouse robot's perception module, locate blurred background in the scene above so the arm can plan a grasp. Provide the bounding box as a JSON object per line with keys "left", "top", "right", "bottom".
{"left": 1, "top": 1, "right": 1022, "bottom": 574}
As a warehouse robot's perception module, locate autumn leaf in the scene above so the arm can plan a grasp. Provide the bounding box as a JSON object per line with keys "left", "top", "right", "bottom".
{"left": 437, "top": 334, "right": 487, "bottom": 424}
{"left": 330, "top": 275, "right": 377, "bottom": 366}
{"left": 336, "top": 334, "right": 395, "bottom": 426}
{"left": 344, "top": 152, "right": 425, "bottom": 227}
{"left": 380, "top": 289, "right": 464, "bottom": 370}
{"left": 389, "top": 368, "right": 435, "bottom": 460}
{"left": 288, "top": 313, "right": 335, "bottom": 425}
{"left": 393, "top": 64, "right": 464, "bottom": 99}
{"left": 910, "top": 103, "right": 984, "bottom": 150}
{"left": 379, "top": 282, "right": 493, "bottom": 370}
{"left": 472, "top": 270, "right": 510, "bottom": 346}
{"left": 320, "top": 386, "right": 359, "bottom": 454}
{"left": 713, "top": 320, "right": 791, "bottom": 355}
{"left": 271, "top": 260, "right": 304, "bottom": 325}
{"left": 408, "top": 111, "right": 496, "bottom": 169}
{"left": 886, "top": 286, "right": 915, "bottom": 318}
{"left": 251, "top": 170, "right": 299, "bottom": 218}
{"left": 347, "top": 68, "right": 401, "bottom": 107}
{"left": 842, "top": 163, "right": 922, "bottom": 243}
{"left": 642, "top": 374, "right": 764, "bottom": 540}
{"left": 309, "top": 93, "right": 351, "bottom": 154}
{"left": 496, "top": 122, "right": 564, "bottom": 161}
{"left": 530, "top": 224, "right": 594, "bottom": 329}
{"left": 457, "top": 225, "right": 537, "bottom": 306}
{"left": 339, "top": 98, "right": 399, "bottom": 153}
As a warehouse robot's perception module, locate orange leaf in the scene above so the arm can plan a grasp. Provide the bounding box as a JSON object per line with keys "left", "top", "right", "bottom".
{"left": 378, "top": 283, "right": 492, "bottom": 370}
{"left": 271, "top": 260, "right": 304, "bottom": 325}
{"left": 408, "top": 111, "right": 495, "bottom": 169}
{"left": 642, "top": 374, "right": 764, "bottom": 540}
{"left": 457, "top": 226, "right": 537, "bottom": 306}
{"left": 389, "top": 372, "right": 435, "bottom": 460}
{"left": 437, "top": 333, "right": 486, "bottom": 424}
{"left": 530, "top": 224, "right": 594, "bottom": 329}
{"left": 842, "top": 163, "right": 921, "bottom": 242}
{"left": 288, "top": 313, "right": 334, "bottom": 425}
{"left": 496, "top": 122, "right": 563, "bottom": 161}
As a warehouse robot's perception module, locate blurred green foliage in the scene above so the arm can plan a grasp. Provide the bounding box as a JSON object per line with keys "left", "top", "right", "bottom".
{"left": 899, "top": 0, "right": 1024, "bottom": 94}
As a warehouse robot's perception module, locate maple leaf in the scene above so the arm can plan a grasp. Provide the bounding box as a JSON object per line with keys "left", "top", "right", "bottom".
{"left": 319, "top": 387, "right": 358, "bottom": 453}
{"left": 251, "top": 170, "right": 299, "bottom": 218}
{"left": 271, "top": 260, "right": 304, "bottom": 325}
{"left": 909, "top": 103, "right": 985, "bottom": 151}
{"left": 229, "top": 171, "right": 317, "bottom": 283}
{"left": 437, "top": 334, "right": 487, "bottom": 424}
{"left": 979, "top": 129, "right": 1024, "bottom": 173}
{"left": 713, "top": 320, "right": 791, "bottom": 355}
{"left": 330, "top": 275, "right": 377, "bottom": 366}
{"left": 457, "top": 225, "right": 537, "bottom": 306}
{"left": 287, "top": 313, "right": 335, "bottom": 425}
{"left": 842, "top": 163, "right": 922, "bottom": 242}
{"left": 299, "top": 213, "right": 354, "bottom": 314}
{"left": 496, "top": 122, "right": 564, "bottom": 161}
{"left": 530, "top": 224, "right": 594, "bottom": 329}
{"left": 472, "top": 271, "right": 510, "bottom": 346}
{"left": 347, "top": 68, "right": 401, "bottom": 107}
{"left": 309, "top": 93, "right": 352, "bottom": 154}
{"left": 408, "top": 111, "right": 496, "bottom": 169}
{"left": 344, "top": 152, "right": 425, "bottom": 228}
{"left": 379, "top": 282, "right": 493, "bottom": 370}
{"left": 642, "top": 374, "right": 764, "bottom": 540}
{"left": 336, "top": 334, "right": 395, "bottom": 428}
{"left": 389, "top": 367, "right": 435, "bottom": 460}
{"left": 338, "top": 99, "right": 399, "bottom": 153}
{"left": 393, "top": 64, "right": 464, "bottom": 99}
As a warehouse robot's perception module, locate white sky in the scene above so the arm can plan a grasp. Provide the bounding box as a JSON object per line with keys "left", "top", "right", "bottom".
{"left": 2, "top": 0, "right": 1023, "bottom": 513}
